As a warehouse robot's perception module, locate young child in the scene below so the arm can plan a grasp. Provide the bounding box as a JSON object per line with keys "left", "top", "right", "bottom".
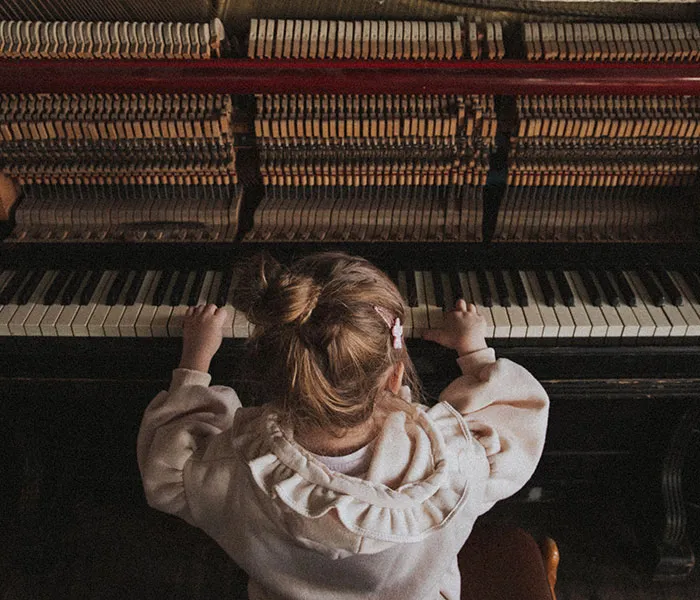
{"left": 138, "top": 252, "right": 549, "bottom": 600}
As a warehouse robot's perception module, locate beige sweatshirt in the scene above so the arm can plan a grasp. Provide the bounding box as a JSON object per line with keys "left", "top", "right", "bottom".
{"left": 137, "top": 348, "right": 549, "bottom": 600}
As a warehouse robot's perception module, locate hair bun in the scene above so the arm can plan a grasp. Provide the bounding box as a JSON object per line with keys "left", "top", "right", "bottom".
{"left": 234, "top": 253, "right": 322, "bottom": 330}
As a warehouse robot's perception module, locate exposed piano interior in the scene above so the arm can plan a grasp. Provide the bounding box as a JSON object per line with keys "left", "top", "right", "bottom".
{"left": 1, "top": 3, "right": 700, "bottom": 594}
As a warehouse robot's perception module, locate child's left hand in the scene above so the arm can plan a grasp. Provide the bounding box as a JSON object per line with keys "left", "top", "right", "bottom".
{"left": 179, "top": 304, "right": 229, "bottom": 373}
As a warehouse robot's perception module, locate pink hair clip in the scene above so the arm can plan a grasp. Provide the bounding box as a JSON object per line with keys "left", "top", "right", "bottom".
{"left": 374, "top": 306, "right": 403, "bottom": 350}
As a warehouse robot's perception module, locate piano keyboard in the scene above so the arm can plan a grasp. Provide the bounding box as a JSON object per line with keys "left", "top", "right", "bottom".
{"left": 1, "top": 266, "right": 699, "bottom": 340}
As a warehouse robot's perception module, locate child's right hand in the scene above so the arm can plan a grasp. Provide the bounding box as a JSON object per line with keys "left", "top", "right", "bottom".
{"left": 179, "top": 304, "right": 229, "bottom": 373}
{"left": 422, "top": 299, "right": 488, "bottom": 356}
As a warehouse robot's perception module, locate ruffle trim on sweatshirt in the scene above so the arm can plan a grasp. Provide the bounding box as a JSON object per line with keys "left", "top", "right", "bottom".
{"left": 244, "top": 402, "right": 483, "bottom": 543}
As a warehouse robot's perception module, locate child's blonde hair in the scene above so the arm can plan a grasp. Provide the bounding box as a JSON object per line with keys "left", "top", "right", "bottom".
{"left": 236, "top": 252, "right": 421, "bottom": 435}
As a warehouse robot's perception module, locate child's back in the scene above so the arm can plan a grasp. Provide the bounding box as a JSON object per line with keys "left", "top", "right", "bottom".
{"left": 138, "top": 252, "right": 549, "bottom": 599}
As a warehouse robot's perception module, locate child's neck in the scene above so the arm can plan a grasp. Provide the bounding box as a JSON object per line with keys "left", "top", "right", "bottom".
{"left": 296, "top": 417, "right": 377, "bottom": 457}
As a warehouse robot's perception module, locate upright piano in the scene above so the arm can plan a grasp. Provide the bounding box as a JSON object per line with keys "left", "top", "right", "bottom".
{"left": 0, "top": 1, "right": 699, "bottom": 585}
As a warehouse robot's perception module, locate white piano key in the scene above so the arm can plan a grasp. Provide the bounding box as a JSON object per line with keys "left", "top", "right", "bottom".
{"left": 595, "top": 270, "right": 638, "bottom": 339}
{"left": 197, "top": 270, "right": 216, "bottom": 305}
{"left": 421, "top": 271, "right": 444, "bottom": 330}
{"left": 39, "top": 302, "right": 65, "bottom": 336}
{"left": 518, "top": 271, "right": 545, "bottom": 339}
{"left": 669, "top": 271, "right": 700, "bottom": 337}
{"left": 9, "top": 271, "right": 57, "bottom": 335}
{"left": 221, "top": 306, "right": 235, "bottom": 338}
{"left": 542, "top": 272, "right": 575, "bottom": 339}
{"left": 0, "top": 272, "right": 32, "bottom": 335}
{"left": 103, "top": 271, "right": 137, "bottom": 337}
{"left": 662, "top": 302, "right": 689, "bottom": 337}
{"left": 626, "top": 271, "right": 671, "bottom": 337}
{"left": 22, "top": 271, "right": 62, "bottom": 336}
{"left": 222, "top": 269, "right": 239, "bottom": 338}
{"left": 503, "top": 272, "right": 528, "bottom": 338}
{"left": 397, "top": 271, "right": 414, "bottom": 338}
{"left": 461, "top": 271, "right": 495, "bottom": 338}
{"left": 232, "top": 309, "right": 250, "bottom": 338}
{"left": 411, "top": 271, "right": 430, "bottom": 334}
{"left": 206, "top": 271, "right": 223, "bottom": 305}
{"left": 168, "top": 271, "right": 198, "bottom": 337}
{"left": 614, "top": 302, "right": 641, "bottom": 338}
{"left": 581, "top": 273, "right": 624, "bottom": 339}
{"left": 524, "top": 272, "right": 559, "bottom": 339}
{"left": 568, "top": 271, "right": 606, "bottom": 338}
{"left": 55, "top": 274, "right": 93, "bottom": 337}
{"left": 151, "top": 273, "right": 179, "bottom": 337}
{"left": 88, "top": 271, "right": 134, "bottom": 337}
{"left": 578, "top": 272, "right": 623, "bottom": 339}
{"left": 485, "top": 271, "right": 510, "bottom": 339}
{"left": 562, "top": 271, "right": 591, "bottom": 338}
{"left": 37, "top": 271, "right": 74, "bottom": 336}
{"left": 135, "top": 272, "right": 164, "bottom": 337}
{"left": 120, "top": 271, "right": 158, "bottom": 337}
{"left": 72, "top": 271, "right": 117, "bottom": 337}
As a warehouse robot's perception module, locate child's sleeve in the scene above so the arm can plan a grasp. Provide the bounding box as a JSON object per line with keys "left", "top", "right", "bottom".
{"left": 438, "top": 348, "right": 549, "bottom": 512}
{"left": 137, "top": 368, "right": 242, "bottom": 523}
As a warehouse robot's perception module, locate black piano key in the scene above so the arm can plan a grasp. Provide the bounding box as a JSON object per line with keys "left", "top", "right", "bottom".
{"left": 449, "top": 272, "right": 463, "bottom": 302}
{"left": 553, "top": 270, "right": 575, "bottom": 307}
{"left": 124, "top": 270, "right": 146, "bottom": 306}
{"left": 431, "top": 271, "right": 445, "bottom": 310}
{"left": 405, "top": 272, "right": 419, "bottom": 308}
{"left": 509, "top": 270, "right": 529, "bottom": 307}
{"left": 680, "top": 269, "right": 700, "bottom": 302}
{"left": 0, "top": 273, "right": 11, "bottom": 298}
{"left": 79, "top": 271, "right": 103, "bottom": 305}
{"left": 654, "top": 268, "right": 683, "bottom": 307}
{"left": 16, "top": 270, "right": 44, "bottom": 305}
{"left": 535, "top": 271, "right": 557, "bottom": 306}
{"left": 612, "top": 270, "right": 637, "bottom": 307}
{"left": 216, "top": 270, "right": 233, "bottom": 306}
{"left": 43, "top": 270, "right": 70, "bottom": 305}
{"left": 106, "top": 270, "right": 130, "bottom": 306}
{"left": 595, "top": 270, "right": 619, "bottom": 307}
{"left": 475, "top": 270, "right": 492, "bottom": 307}
{"left": 152, "top": 270, "right": 174, "bottom": 306}
{"left": 536, "top": 271, "right": 556, "bottom": 307}
{"left": 638, "top": 270, "right": 666, "bottom": 307}
{"left": 0, "top": 269, "right": 30, "bottom": 305}
{"left": 61, "top": 270, "right": 87, "bottom": 305}
{"left": 187, "top": 270, "right": 206, "bottom": 306}
{"left": 493, "top": 270, "right": 511, "bottom": 307}
{"left": 580, "top": 270, "right": 602, "bottom": 307}
{"left": 168, "top": 271, "right": 189, "bottom": 306}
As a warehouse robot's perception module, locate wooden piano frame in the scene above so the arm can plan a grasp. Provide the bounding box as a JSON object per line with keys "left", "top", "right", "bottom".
{"left": 1, "top": 57, "right": 699, "bottom": 583}
{"left": 0, "top": 59, "right": 699, "bottom": 95}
